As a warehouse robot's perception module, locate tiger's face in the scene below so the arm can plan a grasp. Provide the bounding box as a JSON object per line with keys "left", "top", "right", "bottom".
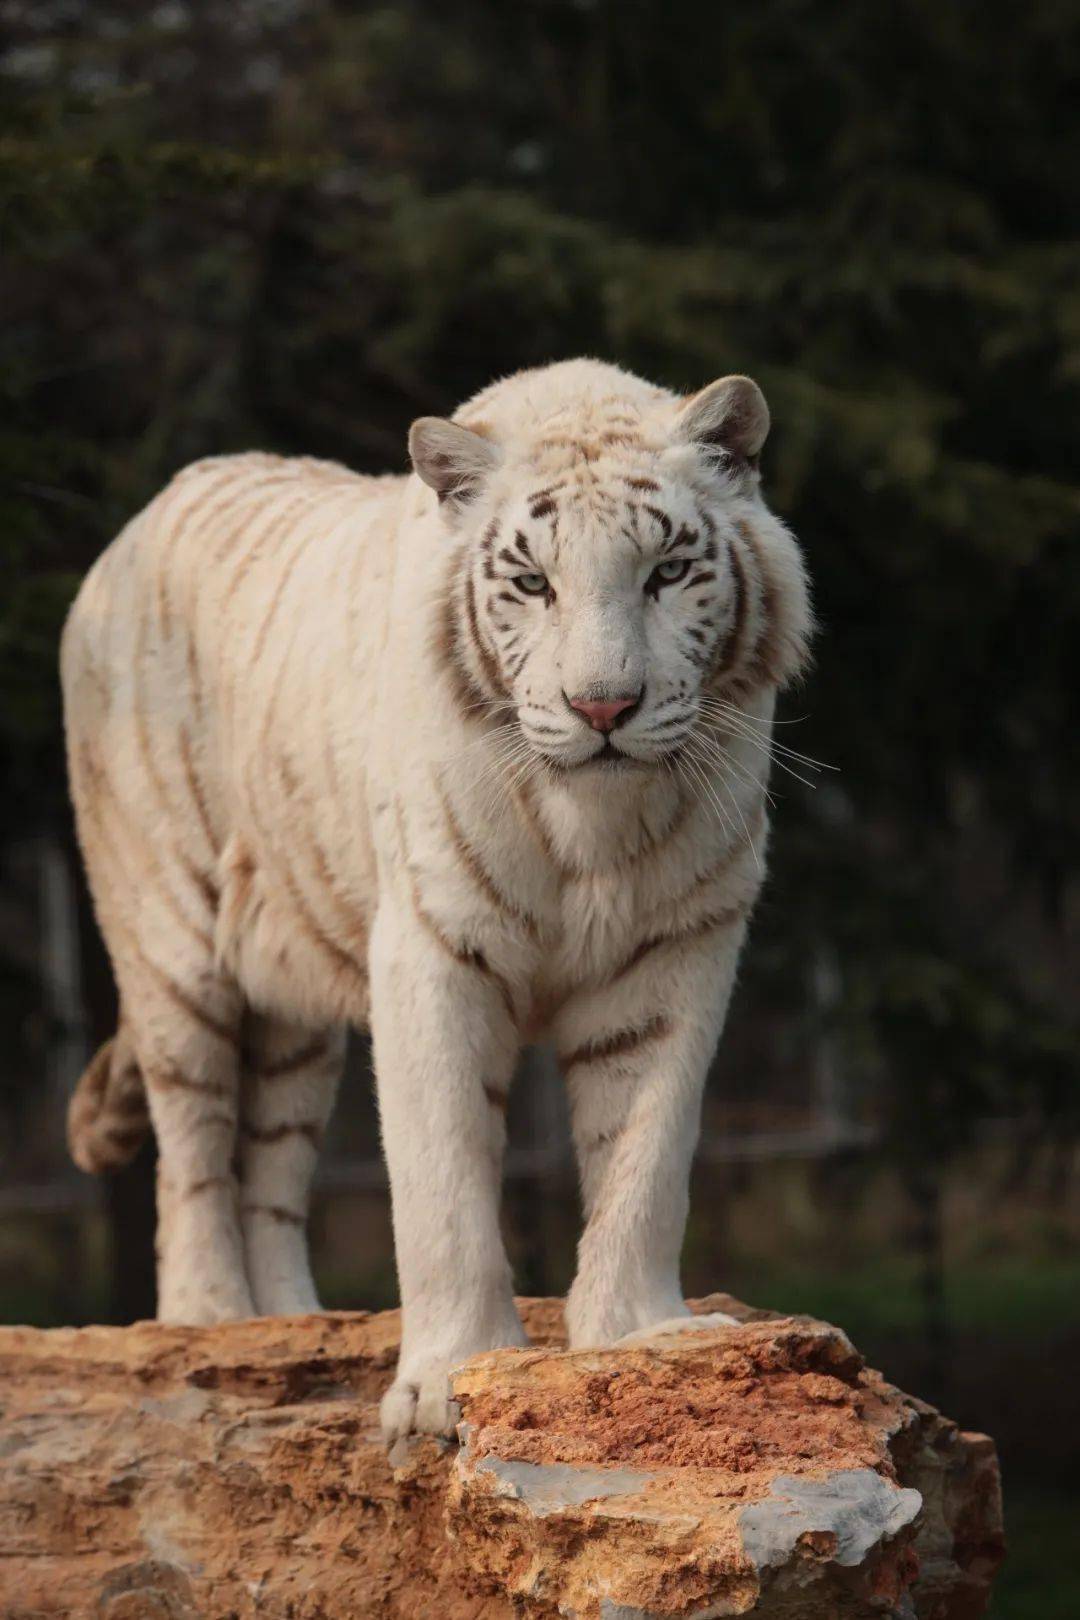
{"left": 413, "top": 369, "right": 811, "bottom": 773}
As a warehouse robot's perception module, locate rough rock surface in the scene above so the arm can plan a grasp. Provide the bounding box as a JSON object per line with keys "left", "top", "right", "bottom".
{"left": 0, "top": 1295, "right": 1003, "bottom": 1618}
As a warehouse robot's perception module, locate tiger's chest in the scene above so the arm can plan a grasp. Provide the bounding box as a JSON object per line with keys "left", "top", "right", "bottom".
{"left": 551, "top": 866, "right": 654, "bottom": 982}
{"left": 520, "top": 834, "right": 710, "bottom": 1024}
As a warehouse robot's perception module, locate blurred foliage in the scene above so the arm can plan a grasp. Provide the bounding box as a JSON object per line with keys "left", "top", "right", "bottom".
{"left": 1, "top": 0, "right": 1077, "bottom": 1152}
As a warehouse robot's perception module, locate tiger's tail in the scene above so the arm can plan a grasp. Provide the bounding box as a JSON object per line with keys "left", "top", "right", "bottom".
{"left": 67, "top": 1026, "right": 151, "bottom": 1174}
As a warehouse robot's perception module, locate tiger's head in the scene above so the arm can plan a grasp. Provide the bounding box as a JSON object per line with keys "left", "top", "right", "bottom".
{"left": 412, "top": 360, "right": 812, "bottom": 772}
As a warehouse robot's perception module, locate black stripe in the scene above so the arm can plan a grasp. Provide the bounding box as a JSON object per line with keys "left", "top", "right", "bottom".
{"left": 560, "top": 1014, "right": 671, "bottom": 1072}
{"left": 609, "top": 902, "right": 751, "bottom": 983}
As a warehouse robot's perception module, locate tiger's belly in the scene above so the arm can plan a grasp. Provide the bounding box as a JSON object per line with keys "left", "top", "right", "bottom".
{"left": 215, "top": 824, "right": 377, "bottom": 1030}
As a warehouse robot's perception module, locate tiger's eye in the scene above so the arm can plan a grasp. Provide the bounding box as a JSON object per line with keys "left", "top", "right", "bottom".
{"left": 647, "top": 558, "right": 691, "bottom": 590}
{"left": 516, "top": 572, "right": 549, "bottom": 595}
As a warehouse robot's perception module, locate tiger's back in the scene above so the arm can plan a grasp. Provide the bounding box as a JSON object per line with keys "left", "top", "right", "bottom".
{"left": 63, "top": 451, "right": 402, "bottom": 1029}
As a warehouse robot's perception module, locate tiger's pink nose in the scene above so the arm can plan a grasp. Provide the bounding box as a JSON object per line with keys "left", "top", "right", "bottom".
{"left": 568, "top": 693, "right": 640, "bottom": 732}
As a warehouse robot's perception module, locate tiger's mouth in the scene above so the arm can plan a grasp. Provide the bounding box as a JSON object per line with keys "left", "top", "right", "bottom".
{"left": 582, "top": 740, "right": 638, "bottom": 770}
{"left": 538, "top": 736, "right": 671, "bottom": 773}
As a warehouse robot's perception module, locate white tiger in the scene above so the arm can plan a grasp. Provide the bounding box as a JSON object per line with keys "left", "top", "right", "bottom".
{"left": 61, "top": 358, "right": 812, "bottom": 1441}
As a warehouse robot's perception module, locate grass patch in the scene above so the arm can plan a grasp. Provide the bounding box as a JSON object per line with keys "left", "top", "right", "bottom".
{"left": 723, "top": 1255, "right": 1080, "bottom": 1342}
{"left": 992, "top": 1487, "right": 1080, "bottom": 1619}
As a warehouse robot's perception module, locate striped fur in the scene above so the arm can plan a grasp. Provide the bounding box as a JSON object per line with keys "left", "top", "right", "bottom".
{"left": 61, "top": 358, "right": 811, "bottom": 1441}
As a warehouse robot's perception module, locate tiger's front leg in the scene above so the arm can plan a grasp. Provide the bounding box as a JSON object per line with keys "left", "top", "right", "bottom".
{"left": 555, "top": 925, "right": 746, "bottom": 1347}
{"left": 370, "top": 897, "right": 528, "bottom": 1444}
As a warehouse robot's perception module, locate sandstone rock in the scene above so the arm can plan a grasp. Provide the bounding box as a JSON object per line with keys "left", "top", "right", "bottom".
{"left": 0, "top": 1295, "right": 1003, "bottom": 1618}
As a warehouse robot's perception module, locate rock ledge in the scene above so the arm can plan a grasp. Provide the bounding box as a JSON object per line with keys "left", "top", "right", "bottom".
{"left": 0, "top": 1295, "right": 1003, "bottom": 1618}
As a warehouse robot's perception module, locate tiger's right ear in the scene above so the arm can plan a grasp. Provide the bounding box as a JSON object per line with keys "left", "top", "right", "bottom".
{"left": 408, "top": 417, "right": 501, "bottom": 514}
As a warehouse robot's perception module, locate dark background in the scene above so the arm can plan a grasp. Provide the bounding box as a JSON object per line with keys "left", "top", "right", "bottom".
{"left": 1, "top": 4, "right": 1077, "bottom": 1614}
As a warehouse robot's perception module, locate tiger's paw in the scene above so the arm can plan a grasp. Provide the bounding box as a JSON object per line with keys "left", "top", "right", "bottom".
{"left": 615, "top": 1310, "right": 740, "bottom": 1346}
{"left": 381, "top": 1368, "right": 461, "bottom": 1452}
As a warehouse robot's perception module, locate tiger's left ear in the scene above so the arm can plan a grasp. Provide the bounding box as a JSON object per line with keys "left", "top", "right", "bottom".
{"left": 409, "top": 417, "right": 502, "bottom": 514}
{"left": 674, "top": 375, "right": 770, "bottom": 474}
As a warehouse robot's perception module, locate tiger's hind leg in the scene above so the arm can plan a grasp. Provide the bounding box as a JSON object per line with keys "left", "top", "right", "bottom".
{"left": 238, "top": 1013, "right": 345, "bottom": 1316}
{"left": 117, "top": 953, "right": 253, "bottom": 1323}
